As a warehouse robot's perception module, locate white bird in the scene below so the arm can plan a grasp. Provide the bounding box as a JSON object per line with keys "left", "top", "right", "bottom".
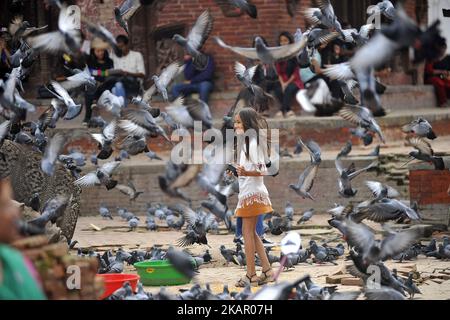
{"left": 97, "top": 90, "right": 125, "bottom": 117}
{"left": 27, "top": 5, "right": 82, "bottom": 54}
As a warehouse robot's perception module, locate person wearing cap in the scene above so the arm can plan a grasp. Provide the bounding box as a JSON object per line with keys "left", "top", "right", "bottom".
{"left": 83, "top": 38, "right": 114, "bottom": 124}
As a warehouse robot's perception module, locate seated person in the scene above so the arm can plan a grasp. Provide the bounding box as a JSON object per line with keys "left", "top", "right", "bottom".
{"left": 0, "top": 179, "right": 46, "bottom": 300}
{"left": 110, "top": 35, "right": 146, "bottom": 102}
{"left": 425, "top": 40, "right": 450, "bottom": 108}
{"left": 0, "top": 35, "right": 11, "bottom": 80}
{"left": 83, "top": 38, "right": 114, "bottom": 124}
{"left": 171, "top": 53, "right": 214, "bottom": 104}
{"left": 273, "top": 32, "right": 304, "bottom": 118}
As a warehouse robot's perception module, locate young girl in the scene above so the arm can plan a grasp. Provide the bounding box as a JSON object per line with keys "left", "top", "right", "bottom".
{"left": 228, "top": 108, "right": 274, "bottom": 287}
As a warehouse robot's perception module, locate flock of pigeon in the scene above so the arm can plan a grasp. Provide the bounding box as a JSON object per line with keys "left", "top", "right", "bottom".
{"left": 1, "top": 0, "right": 449, "bottom": 300}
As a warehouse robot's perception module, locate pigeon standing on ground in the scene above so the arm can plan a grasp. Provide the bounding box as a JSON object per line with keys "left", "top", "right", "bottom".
{"left": 297, "top": 209, "right": 315, "bottom": 224}
{"left": 99, "top": 203, "right": 113, "bottom": 220}
{"left": 404, "top": 272, "right": 421, "bottom": 299}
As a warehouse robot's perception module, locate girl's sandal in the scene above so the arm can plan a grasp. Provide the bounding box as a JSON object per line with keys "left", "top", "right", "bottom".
{"left": 235, "top": 273, "right": 259, "bottom": 287}
{"left": 258, "top": 269, "right": 275, "bottom": 285}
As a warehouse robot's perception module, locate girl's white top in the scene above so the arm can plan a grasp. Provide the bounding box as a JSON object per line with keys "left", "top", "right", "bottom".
{"left": 236, "top": 138, "right": 272, "bottom": 209}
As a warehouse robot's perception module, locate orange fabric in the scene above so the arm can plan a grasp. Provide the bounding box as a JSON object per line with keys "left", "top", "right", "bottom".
{"left": 235, "top": 202, "right": 273, "bottom": 218}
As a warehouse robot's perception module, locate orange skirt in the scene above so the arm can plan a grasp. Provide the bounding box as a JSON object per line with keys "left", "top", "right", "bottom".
{"left": 235, "top": 202, "right": 273, "bottom": 218}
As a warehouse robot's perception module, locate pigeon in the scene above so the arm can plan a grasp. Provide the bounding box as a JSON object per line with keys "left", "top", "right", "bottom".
{"left": 128, "top": 217, "right": 139, "bottom": 231}
{"left": 219, "top": 245, "right": 239, "bottom": 266}
{"left": 107, "top": 281, "right": 133, "bottom": 300}
{"left": 120, "top": 109, "right": 171, "bottom": 142}
{"left": 224, "top": 0, "right": 257, "bottom": 19}
{"left": 145, "top": 149, "right": 162, "bottom": 161}
{"left": 115, "top": 181, "right": 143, "bottom": 201}
{"left": 144, "top": 62, "right": 182, "bottom": 102}
{"left": 166, "top": 213, "right": 185, "bottom": 230}
{"left": 364, "top": 286, "right": 405, "bottom": 300}
{"left": 369, "top": 145, "right": 380, "bottom": 157}
{"left": 284, "top": 202, "right": 294, "bottom": 221}
{"left": 293, "top": 138, "right": 303, "bottom": 156}
{"left": 41, "top": 133, "right": 66, "bottom": 176}
{"left": 0, "top": 120, "right": 11, "bottom": 149}
{"left": 115, "top": 149, "right": 130, "bottom": 162}
{"left": 403, "top": 136, "right": 444, "bottom": 170}
{"left": 370, "top": 1, "right": 397, "bottom": 20}
{"left": 348, "top": 250, "right": 407, "bottom": 295}
{"left": 28, "top": 195, "right": 69, "bottom": 229}
{"left": 145, "top": 215, "right": 158, "bottom": 231}
{"left": 344, "top": 219, "right": 430, "bottom": 264}
{"left": 74, "top": 161, "right": 121, "bottom": 190}
{"left": 46, "top": 81, "right": 82, "bottom": 120}
{"left": 365, "top": 181, "right": 400, "bottom": 200}
{"left": 251, "top": 275, "right": 311, "bottom": 300}
{"left": 337, "top": 141, "right": 352, "bottom": 159}
{"left": 9, "top": 16, "right": 47, "bottom": 45}
{"left": 215, "top": 34, "right": 308, "bottom": 66}
{"left": 339, "top": 105, "right": 385, "bottom": 143}
{"left": 166, "top": 247, "right": 197, "bottom": 280}
{"left": 234, "top": 61, "right": 257, "bottom": 95}
{"left": 421, "top": 238, "right": 437, "bottom": 255}
{"left": 402, "top": 118, "right": 436, "bottom": 140}
{"left": 88, "top": 116, "right": 107, "bottom": 129}
{"left": 97, "top": 90, "right": 124, "bottom": 118}
{"left": 27, "top": 5, "right": 82, "bottom": 54}
{"left": 173, "top": 204, "right": 214, "bottom": 247}
{"left": 289, "top": 139, "right": 321, "bottom": 200}
{"left": 107, "top": 251, "right": 127, "bottom": 274}
{"left": 91, "top": 120, "right": 117, "bottom": 160}
{"left": 85, "top": 21, "right": 121, "bottom": 56}
{"left": 99, "top": 204, "right": 113, "bottom": 220}
{"left": 297, "top": 209, "right": 315, "bottom": 224}
{"left": 59, "top": 67, "right": 96, "bottom": 92}
{"left": 303, "top": 0, "right": 344, "bottom": 36}
{"left": 296, "top": 78, "right": 344, "bottom": 116}
{"left": 335, "top": 159, "right": 378, "bottom": 198}
{"left": 350, "top": 127, "right": 374, "bottom": 146}
{"left": 172, "top": 10, "right": 214, "bottom": 69}
{"left": 114, "top": 0, "right": 142, "bottom": 35}
{"left": 166, "top": 98, "right": 213, "bottom": 130}
{"left": 404, "top": 272, "right": 421, "bottom": 299}
{"left": 354, "top": 198, "right": 421, "bottom": 223}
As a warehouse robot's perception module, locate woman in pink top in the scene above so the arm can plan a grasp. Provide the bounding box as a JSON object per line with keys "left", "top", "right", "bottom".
{"left": 274, "top": 31, "right": 304, "bottom": 118}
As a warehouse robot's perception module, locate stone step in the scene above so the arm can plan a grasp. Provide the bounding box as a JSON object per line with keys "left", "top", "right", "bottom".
{"left": 26, "top": 85, "right": 438, "bottom": 121}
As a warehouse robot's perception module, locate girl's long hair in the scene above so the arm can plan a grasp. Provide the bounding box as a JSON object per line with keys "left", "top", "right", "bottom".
{"left": 235, "top": 108, "right": 271, "bottom": 162}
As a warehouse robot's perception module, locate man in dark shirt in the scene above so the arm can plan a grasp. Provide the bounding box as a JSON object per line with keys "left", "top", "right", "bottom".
{"left": 171, "top": 54, "right": 214, "bottom": 103}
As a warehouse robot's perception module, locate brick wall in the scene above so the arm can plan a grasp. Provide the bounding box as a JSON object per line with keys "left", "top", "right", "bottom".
{"left": 78, "top": 157, "right": 407, "bottom": 216}
{"left": 410, "top": 169, "right": 450, "bottom": 205}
